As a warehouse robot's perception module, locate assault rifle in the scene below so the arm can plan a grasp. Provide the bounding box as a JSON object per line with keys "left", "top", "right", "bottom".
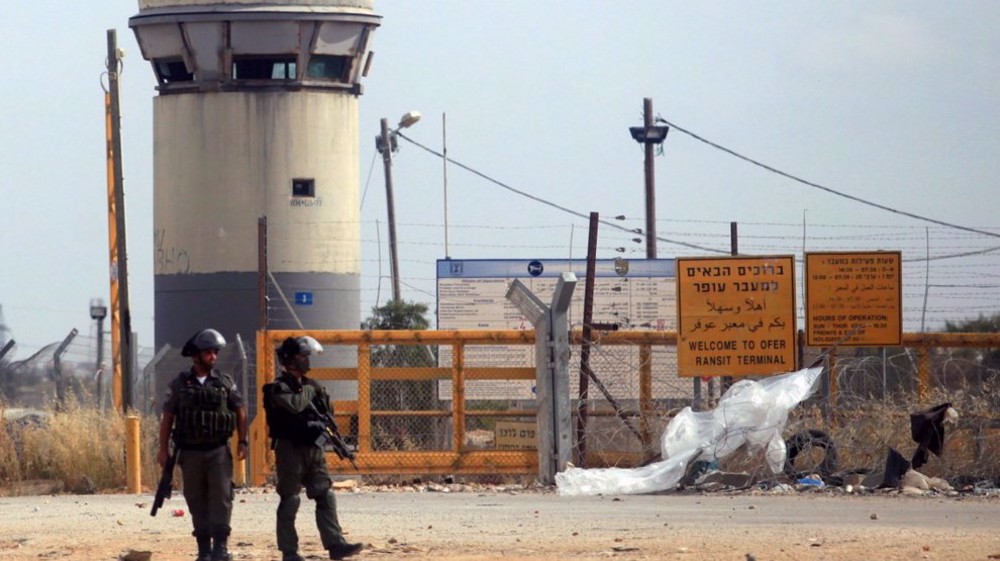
{"left": 150, "top": 446, "right": 177, "bottom": 516}
{"left": 307, "top": 402, "right": 359, "bottom": 470}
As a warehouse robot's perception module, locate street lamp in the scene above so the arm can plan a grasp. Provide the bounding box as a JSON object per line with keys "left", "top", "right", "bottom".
{"left": 89, "top": 298, "right": 108, "bottom": 410}
{"left": 629, "top": 98, "right": 669, "bottom": 259}
{"left": 375, "top": 111, "right": 422, "bottom": 303}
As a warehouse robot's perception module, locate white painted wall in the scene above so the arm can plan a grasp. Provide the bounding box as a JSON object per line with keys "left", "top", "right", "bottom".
{"left": 153, "top": 91, "right": 360, "bottom": 276}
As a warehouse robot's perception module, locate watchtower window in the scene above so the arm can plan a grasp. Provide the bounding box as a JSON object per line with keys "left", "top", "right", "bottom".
{"left": 154, "top": 59, "right": 194, "bottom": 83}
{"left": 292, "top": 178, "right": 315, "bottom": 198}
{"left": 232, "top": 56, "right": 297, "bottom": 80}
{"left": 306, "top": 55, "right": 352, "bottom": 82}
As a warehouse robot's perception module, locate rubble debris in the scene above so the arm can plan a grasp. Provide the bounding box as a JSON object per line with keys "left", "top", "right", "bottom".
{"left": 693, "top": 471, "right": 753, "bottom": 491}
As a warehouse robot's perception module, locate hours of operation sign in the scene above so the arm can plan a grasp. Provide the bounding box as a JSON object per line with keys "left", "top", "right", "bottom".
{"left": 676, "top": 255, "right": 797, "bottom": 377}
{"left": 805, "top": 251, "right": 902, "bottom": 347}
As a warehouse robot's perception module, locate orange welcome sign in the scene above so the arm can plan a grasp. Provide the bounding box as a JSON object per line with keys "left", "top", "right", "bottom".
{"left": 676, "top": 256, "right": 796, "bottom": 377}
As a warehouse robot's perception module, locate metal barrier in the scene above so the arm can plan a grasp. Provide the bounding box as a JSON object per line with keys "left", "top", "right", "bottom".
{"left": 249, "top": 329, "right": 1000, "bottom": 485}
{"left": 249, "top": 329, "right": 539, "bottom": 485}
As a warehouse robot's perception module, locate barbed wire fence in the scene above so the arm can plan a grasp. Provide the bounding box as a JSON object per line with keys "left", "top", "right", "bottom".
{"left": 0, "top": 332, "right": 253, "bottom": 420}
{"left": 2, "top": 321, "right": 997, "bottom": 483}
{"left": 576, "top": 334, "right": 999, "bottom": 482}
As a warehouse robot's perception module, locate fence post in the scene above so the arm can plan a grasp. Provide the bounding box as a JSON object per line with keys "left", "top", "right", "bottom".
{"left": 451, "top": 342, "right": 465, "bottom": 452}
{"left": 125, "top": 414, "right": 141, "bottom": 493}
{"left": 548, "top": 274, "right": 576, "bottom": 478}
{"left": 639, "top": 343, "right": 654, "bottom": 461}
{"left": 357, "top": 342, "right": 372, "bottom": 455}
{"left": 52, "top": 329, "right": 79, "bottom": 409}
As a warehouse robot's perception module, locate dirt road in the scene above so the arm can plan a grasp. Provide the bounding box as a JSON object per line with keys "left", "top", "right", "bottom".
{"left": 0, "top": 488, "right": 998, "bottom": 561}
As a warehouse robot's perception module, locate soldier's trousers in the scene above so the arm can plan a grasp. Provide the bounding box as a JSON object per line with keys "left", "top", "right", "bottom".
{"left": 274, "top": 439, "right": 346, "bottom": 552}
{"left": 179, "top": 444, "right": 233, "bottom": 539}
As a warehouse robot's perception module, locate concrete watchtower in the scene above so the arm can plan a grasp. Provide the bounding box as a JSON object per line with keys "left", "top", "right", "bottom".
{"left": 129, "top": 0, "right": 380, "bottom": 352}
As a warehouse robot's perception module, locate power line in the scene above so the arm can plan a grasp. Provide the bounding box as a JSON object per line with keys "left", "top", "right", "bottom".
{"left": 396, "top": 132, "right": 728, "bottom": 254}
{"left": 656, "top": 117, "right": 1000, "bottom": 240}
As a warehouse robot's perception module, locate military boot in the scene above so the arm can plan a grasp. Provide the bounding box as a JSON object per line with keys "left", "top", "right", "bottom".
{"left": 281, "top": 552, "right": 305, "bottom": 561}
{"left": 195, "top": 536, "right": 212, "bottom": 561}
{"left": 328, "top": 542, "right": 363, "bottom": 560}
{"left": 211, "top": 535, "right": 231, "bottom": 561}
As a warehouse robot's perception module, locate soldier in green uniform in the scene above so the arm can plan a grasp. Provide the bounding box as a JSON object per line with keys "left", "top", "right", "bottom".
{"left": 159, "top": 328, "right": 248, "bottom": 561}
{"left": 264, "top": 336, "right": 363, "bottom": 561}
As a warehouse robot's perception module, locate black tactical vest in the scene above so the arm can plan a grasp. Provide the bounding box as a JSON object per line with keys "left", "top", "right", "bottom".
{"left": 174, "top": 374, "right": 237, "bottom": 448}
{"left": 263, "top": 376, "right": 320, "bottom": 445}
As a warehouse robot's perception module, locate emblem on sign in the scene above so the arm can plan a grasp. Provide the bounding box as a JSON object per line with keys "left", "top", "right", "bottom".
{"left": 614, "top": 257, "right": 629, "bottom": 277}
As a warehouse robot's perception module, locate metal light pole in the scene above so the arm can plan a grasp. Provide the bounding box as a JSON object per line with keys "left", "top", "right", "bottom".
{"left": 376, "top": 111, "right": 422, "bottom": 303}
{"left": 90, "top": 299, "right": 108, "bottom": 410}
{"left": 629, "top": 98, "right": 669, "bottom": 259}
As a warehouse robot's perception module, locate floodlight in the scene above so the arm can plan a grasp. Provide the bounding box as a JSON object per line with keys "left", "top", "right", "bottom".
{"left": 629, "top": 125, "right": 669, "bottom": 144}
{"left": 398, "top": 111, "right": 422, "bottom": 129}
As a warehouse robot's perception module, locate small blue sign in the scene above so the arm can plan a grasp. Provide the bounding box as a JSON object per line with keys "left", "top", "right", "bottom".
{"left": 527, "top": 260, "right": 544, "bottom": 277}
{"left": 294, "top": 291, "right": 313, "bottom": 306}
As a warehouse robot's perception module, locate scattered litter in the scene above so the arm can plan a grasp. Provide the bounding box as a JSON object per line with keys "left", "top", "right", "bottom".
{"left": 784, "top": 430, "right": 838, "bottom": 478}
{"left": 910, "top": 403, "right": 958, "bottom": 469}
{"left": 171, "top": 509, "right": 184, "bottom": 517}
{"left": 876, "top": 448, "right": 910, "bottom": 489}
{"left": 556, "top": 367, "right": 823, "bottom": 495}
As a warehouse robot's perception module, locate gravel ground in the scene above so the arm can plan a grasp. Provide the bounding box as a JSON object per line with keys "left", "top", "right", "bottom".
{"left": 0, "top": 486, "right": 998, "bottom": 561}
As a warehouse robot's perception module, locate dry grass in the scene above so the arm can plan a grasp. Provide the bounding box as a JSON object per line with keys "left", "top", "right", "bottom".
{"left": 0, "top": 400, "right": 161, "bottom": 494}
{"left": 764, "top": 382, "right": 1000, "bottom": 481}
{"left": 2, "top": 385, "right": 997, "bottom": 495}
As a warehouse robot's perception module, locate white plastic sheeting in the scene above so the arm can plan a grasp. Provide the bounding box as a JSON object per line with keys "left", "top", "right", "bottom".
{"left": 556, "top": 366, "right": 823, "bottom": 496}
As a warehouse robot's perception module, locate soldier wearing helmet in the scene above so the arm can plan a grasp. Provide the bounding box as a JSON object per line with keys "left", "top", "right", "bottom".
{"left": 264, "top": 336, "right": 363, "bottom": 561}
{"left": 159, "top": 328, "right": 247, "bottom": 561}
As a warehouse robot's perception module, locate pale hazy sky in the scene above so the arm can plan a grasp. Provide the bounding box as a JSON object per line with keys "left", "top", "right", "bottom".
{"left": 2, "top": 1, "right": 999, "bottom": 357}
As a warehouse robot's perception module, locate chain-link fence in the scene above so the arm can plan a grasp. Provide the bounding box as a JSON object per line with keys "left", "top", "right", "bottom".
{"left": 6, "top": 328, "right": 997, "bottom": 485}
{"left": 575, "top": 332, "right": 1000, "bottom": 483}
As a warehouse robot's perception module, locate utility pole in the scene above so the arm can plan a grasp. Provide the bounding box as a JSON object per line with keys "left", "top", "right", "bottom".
{"left": 105, "top": 29, "right": 133, "bottom": 413}
{"left": 379, "top": 117, "right": 402, "bottom": 303}
{"left": 628, "top": 98, "right": 669, "bottom": 259}
{"left": 442, "top": 112, "right": 450, "bottom": 259}
{"left": 642, "top": 98, "right": 656, "bottom": 258}
{"left": 576, "top": 212, "right": 600, "bottom": 467}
